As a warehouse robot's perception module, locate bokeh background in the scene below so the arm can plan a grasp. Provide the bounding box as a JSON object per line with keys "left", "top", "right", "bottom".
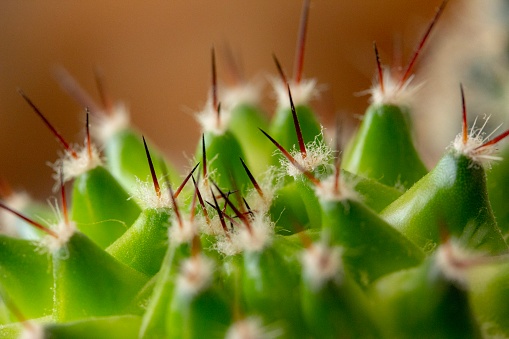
{"left": 0, "top": 1, "right": 467, "bottom": 198}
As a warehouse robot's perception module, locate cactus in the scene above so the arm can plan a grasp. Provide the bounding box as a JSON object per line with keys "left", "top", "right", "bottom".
{"left": 2, "top": 1, "right": 509, "bottom": 338}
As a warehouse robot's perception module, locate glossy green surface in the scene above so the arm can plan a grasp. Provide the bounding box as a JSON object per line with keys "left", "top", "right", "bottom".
{"left": 320, "top": 198, "right": 424, "bottom": 287}
{"left": 381, "top": 152, "right": 507, "bottom": 254}
{"left": 228, "top": 103, "right": 272, "bottom": 175}
{"left": 302, "top": 270, "right": 380, "bottom": 338}
{"left": 269, "top": 105, "right": 322, "bottom": 166}
{"left": 107, "top": 208, "right": 171, "bottom": 276}
{"left": 71, "top": 166, "right": 141, "bottom": 248}
{"left": 53, "top": 232, "right": 149, "bottom": 322}
{"left": 371, "top": 258, "right": 482, "bottom": 339}
{"left": 105, "top": 130, "right": 180, "bottom": 194}
{"left": 200, "top": 130, "right": 248, "bottom": 193}
{"left": 343, "top": 104, "right": 427, "bottom": 189}
{"left": 486, "top": 145, "right": 509, "bottom": 234}
{"left": 0, "top": 235, "right": 53, "bottom": 318}
{"left": 242, "top": 247, "right": 304, "bottom": 337}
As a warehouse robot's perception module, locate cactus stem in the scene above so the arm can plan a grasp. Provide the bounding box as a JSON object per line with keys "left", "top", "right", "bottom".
{"left": 142, "top": 136, "right": 161, "bottom": 199}
{"left": 293, "top": 0, "right": 310, "bottom": 84}
{"left": 396, "top": 0, "right": 449, "bottom": 91}
{"left": 18, "top": 89, "right": 78, "bottom": 159}
{"left": 373, "top": 41, "right": 384, "bottom": 95}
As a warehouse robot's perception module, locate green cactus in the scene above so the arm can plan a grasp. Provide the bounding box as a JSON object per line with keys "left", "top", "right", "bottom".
{"left": 3, "top": 1, "right": 509, "bottom": 338}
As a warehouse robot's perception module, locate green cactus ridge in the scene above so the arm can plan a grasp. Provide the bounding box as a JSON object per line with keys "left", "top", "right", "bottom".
{"left": 3, "top": 1, "right": 509, "bottom": 338}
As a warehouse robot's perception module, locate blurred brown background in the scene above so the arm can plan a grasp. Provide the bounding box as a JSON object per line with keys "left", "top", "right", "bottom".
{"left": 0, "top": 1, "right": 452, "bottom": 198}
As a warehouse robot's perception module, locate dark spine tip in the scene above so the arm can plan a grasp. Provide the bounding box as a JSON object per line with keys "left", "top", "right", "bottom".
{"left": 142, "top": 136, "right": 161, "bottom": 199}
{"left": 460, "top": 84, "right": 468, "bottom": 145}
{"left": 288, "top": 84, "right": 307, "bottom": 158}
{"left": 397, "top": 0, "right": 449, "bottom": 91}
{"left": 239, "top": 158, "right": 264, "bottom": 198}
{"left": 373, "top": 41, "right": 384, "bottom": 94}
{"left": 18, "top": 89, "right": 78, "bottom": 159}
{"left": 174, "top": 162, "right": 200, "bottom": 199}
{"left": 201, "top": 134, "right": 207, "bottom": 179}
{"left": 294, "top": 0, "right": 311, "bottom": 84}
{"left": 272, "top": 54, "right": 288, "bottom": 85}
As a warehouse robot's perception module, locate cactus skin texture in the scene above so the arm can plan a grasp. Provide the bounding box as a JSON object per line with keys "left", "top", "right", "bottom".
{"left": 3, "top": 1, "right": 509, "bottom": 339}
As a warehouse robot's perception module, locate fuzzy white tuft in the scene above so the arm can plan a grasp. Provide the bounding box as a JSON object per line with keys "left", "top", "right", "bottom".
{"left": 196, "top": 97, "right": 231, "bottom": 135}
{"left": 225, "top": 316, "right": 283, "bottom": 339}
{"left": 39, "top": 219, "right": 76, "bottom": 255}
{"left": 234, "top": 213, "right": 274, "bottom": 253}
{"left": 214, "top": 212, "right": 275, "bottom": 256}
{"left": 434, "top": 240, "right": 482, "bottom": 287}
{"left": 220, "top": 81, "right": 262, "bottom": 109}
{"left": 214, "top": 234, "right": 242, "bottom": 257}
{"left": 19, "top": 322, "right": 44, "bottom": 339}
{"left": 301, "top": 242, "right": 343, "bottom": 291}
{"left": 245, "top": 167, "right": 281, "bottom": 215}
{"left": 176, "top": 254, "right": 214, "bottom": 297}
{"left": 130, "top": 179, "right": 171, "bottom": 210}
{"left": 313, "top": 173, "right": 360, "bottom": 203}
{"left": 271, "top": 78, "right": 321, "bottom": 109}
{"left": 368, "top": 70, "right": 421, "bottom": 106}
{"left": 0, "top": 191, "right": 31, "bottom": 237}
{"left": 449, "top": 116, "right": 503, "bottom": 166}
{"left": 168, "top": 217, "right": 199, "bottom": 246}
{"left": 51, "top": 143, "right": 103, "bottom": 185}
{"left": 280, "top": 132, "right": 333, "bottom": 179}
{"left": 92, "top": 103, "right": 130, "bottom": 143}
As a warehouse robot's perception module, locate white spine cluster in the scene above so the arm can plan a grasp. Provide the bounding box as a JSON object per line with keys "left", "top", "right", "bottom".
{"left": 245, "top": 167, "right": 281, "bottom": 215}
{"left": 225, "top": 316, "right": 282, "bottom": 339}
{"left": 51, "top": 143, "right": 103, "bottom": 185}
{"left": 92, "top": 103, "right": 130, "bottom": 143}
{"left": 220, "top": 81, "right": 262, "bottom": 110}
{"left": 19, "top": 323, "right": 44, "bottom": 339}
{"left": 130, "top": 179, "right": 171, "bottom": 210}
{"left": 39, "top": 219, "right": 76, "bottom": 255}
{"left": 280, "top": 132, "right": 333, "bottom": 179}
{"left": 313, "top": 173, "right": 359, "bottom": 203}
{"left": 449, "top": 116, "right": 503, "bottom": 166}
{"left": 168, "top": 217, "right": 199, "bottom": 246}
{"left": 235, "top": 213, "right": 274, "bottom": 253}
{"left": 196, "top": 97, "right": 231, "bottom": 136}
{"left": 301, "top": 242, "right": 343, "bottom": 291}
{"left": 176, "top": 254, "right": 214, "bottom": 297}
{"left": 272, "top": 78, "right": 321, "bottom": 109}
{"left": 434, "top": 240, "right": 481, "bottom": 287}
{"left": 368, "top": 70, "right": 421, "bottom": 107}
{"left": 214, "top": 212, "right": 274, "bottom": 256}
